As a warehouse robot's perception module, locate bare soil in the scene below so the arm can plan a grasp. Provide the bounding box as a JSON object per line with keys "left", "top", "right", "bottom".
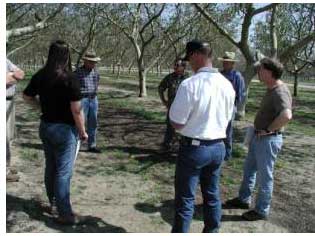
{"left": 6, "top": 86, "right": 315, "bottom": 233}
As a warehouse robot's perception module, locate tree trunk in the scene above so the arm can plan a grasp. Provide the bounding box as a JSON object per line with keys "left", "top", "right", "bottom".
{"left": 136, "top": 56, "right": 147, "bottom": 97}
{"left": 294, "top": 72, "right": 298, "bottom": 97}
{"left": 112, "top": 64, "right": 115, "bottom": 74}
{"left": 116, "top": 64, "right": 121, "bottom": 79}
{"left": 138, "top": 69, "right": 147, "bottom": 97}
{"left": 235, "top": 64, "right": 257, "bottom": 120}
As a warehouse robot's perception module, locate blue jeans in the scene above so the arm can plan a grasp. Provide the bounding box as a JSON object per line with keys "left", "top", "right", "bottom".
{"left": 39, "top": 120, "right": 79, "bottom": 217}
{"left": 172, "top": 140, "right": 225, "bottom": 233}
{"left": 224, "top": 106, "right": 236, "bottom": 161}
{"left": 81, "top": 97, "right": 98, "bottom": 148}
{"left": 238, "top": 134, "right": 283, "bottom": 216}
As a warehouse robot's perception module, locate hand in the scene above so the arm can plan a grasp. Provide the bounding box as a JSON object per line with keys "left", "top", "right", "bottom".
{"left": 79, "top": 131, "right": 88, "bottom": 142}
{"left": 13, "top": 69, "right": 25, "bottom": 80}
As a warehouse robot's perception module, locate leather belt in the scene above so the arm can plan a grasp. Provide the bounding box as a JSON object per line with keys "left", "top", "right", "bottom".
{"left": 254, "top": 130, "right": 282, "bottom": 136}
{"left": 180, "top": 136, "right": 222, "bottom": 146}
{"left": 82, "top": 94, "right": 96, "bottom": 99}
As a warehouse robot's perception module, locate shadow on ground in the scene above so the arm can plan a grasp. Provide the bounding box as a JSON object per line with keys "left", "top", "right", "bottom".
{"left": 134, "top": 200, "right": 244, "bottom": 227}
{"left": 6, "top": 194, "right": 127, "bottom": 233}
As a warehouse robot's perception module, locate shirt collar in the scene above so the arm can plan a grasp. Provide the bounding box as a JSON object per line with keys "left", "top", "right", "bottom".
{"left": 195, "top": 67, "right": 219, "bottom": 74}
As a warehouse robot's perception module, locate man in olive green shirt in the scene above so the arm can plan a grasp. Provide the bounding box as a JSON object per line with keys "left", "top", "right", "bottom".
{"left": 225, "top": 57, "right": 292, "bottom": 221}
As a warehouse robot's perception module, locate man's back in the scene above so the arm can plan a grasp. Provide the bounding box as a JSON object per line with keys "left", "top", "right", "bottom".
{"left": 221, "top": 69, "right": 246, "bottom": 107}
{"left": 170, "top": 68, "right": 235, "bottom": 140}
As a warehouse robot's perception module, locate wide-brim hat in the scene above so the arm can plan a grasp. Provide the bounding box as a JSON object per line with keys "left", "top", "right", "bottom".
{"left": 183, "top": 40, "right": 211, "bottom": 61}
{"left": 82, "top": 51, "right": 101, "bottom": 62}
{"left": 218, "top": 51, "right": 238, "bottom": 62}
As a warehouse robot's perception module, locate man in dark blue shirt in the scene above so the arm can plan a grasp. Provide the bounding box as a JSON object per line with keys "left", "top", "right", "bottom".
{"left": 219, "top": 52, "right": 246, "bottom": 161}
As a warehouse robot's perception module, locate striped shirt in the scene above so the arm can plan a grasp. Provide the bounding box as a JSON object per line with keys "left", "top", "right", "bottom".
{"left": 74, "top": 66, "right": 100, "bottom": 96}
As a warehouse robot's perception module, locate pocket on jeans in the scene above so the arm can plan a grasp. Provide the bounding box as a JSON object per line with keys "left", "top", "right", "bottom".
{"left": 270, "top": 141, "right": 282, "bottom": 157}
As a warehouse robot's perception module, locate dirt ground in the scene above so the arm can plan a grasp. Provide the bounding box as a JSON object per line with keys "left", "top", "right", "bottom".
{"left": 6, "top": 86, "right": 315, "bottom": 233}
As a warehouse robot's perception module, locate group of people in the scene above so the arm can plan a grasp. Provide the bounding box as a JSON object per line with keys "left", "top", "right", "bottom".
{"left": 7, "top": 38, "right": 292, "bottom": 232}
{"left": 160, "top": 40, "right": 292, "bottom": 232}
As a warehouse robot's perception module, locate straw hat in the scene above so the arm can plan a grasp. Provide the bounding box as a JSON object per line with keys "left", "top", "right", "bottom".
{"left": 218, "top": 51, "right": 238, "bottom": 62}
{"left": 82, "top": 50, "right": 101, "bottom": 62}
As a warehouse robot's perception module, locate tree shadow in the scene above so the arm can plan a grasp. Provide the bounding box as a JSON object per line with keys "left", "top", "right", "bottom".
{"left": 6, "top": 194, "right": 127, "bottom": 233}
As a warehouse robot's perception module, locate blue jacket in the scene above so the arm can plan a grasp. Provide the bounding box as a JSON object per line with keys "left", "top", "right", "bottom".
{"left": 221, "top": 69, "right": 246, "bottom": 107}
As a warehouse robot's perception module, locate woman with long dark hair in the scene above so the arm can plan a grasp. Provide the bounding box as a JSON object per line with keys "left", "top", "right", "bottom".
{"left": 23, "top": 40, "right": 88, "bottom": 225}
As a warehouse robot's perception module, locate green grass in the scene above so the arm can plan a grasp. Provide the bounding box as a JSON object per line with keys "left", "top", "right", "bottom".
{"left": 20, "top": 148, "right": 40, "bottom": 161}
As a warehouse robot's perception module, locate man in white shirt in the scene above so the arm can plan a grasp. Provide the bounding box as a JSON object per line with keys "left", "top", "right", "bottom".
{"left": 169, "top": 40, "right": 235, "bottom": 233}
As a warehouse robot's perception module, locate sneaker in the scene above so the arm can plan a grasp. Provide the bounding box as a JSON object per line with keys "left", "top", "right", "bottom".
{"left": 242, "top": 210, "right": 267, "bottom": 221}
{"left": 55, "top": 213, "right": 89, "bottom": 225}
{"left": 88, "top": 147, "right": 102, "bottom": 153}
{"left": 223, "top": 197, "right": 250, "bottom": 209}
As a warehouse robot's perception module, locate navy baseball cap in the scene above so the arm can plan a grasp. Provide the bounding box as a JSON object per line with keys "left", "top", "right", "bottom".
{"left": 183, "top": 40, "right": 211, "bottom": 60}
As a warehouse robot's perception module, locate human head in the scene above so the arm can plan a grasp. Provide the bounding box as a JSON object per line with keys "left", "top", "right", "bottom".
{"left": 45, "top": 40, "right": 72, "bottom": 74}
{"left": 183, "top": 40, "right": 212, "bottom": 72}
{"left": 173, "top": 58, "right": 186, "bottom": 75}
{"left": 218, "top": 51, "right": 238, "bottom": 71}
{"left": 255, "top": 57, "right": 284, "bottom": 81}
{"left": 82, "top": 50, "right": 101, "bottom": 70}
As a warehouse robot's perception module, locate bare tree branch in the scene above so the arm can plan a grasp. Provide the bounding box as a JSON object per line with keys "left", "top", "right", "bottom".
{"left": 252, "top": 3, "right": 278, "bottom": 16}
{"left": 7, "top": 37, "right": 35, "bottom": 57}
{"left": 194, "top": 3, "right": 239, "bottom": 48}
{"left": 279, "top": 32, "right": 315, "bottom": 64}
{"left": 6, "top": 4, "right": 65, "bottom": 40}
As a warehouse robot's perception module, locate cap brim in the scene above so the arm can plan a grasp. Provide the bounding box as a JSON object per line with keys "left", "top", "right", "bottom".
{"left": 82, "top": 57, "right": 101, "bottom": 62}
{"left": 218, "top": 57, "right": 238, "bottom": 62}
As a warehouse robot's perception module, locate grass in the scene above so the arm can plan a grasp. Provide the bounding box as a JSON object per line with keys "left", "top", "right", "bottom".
{"left": 20, "top": 148, "right": 40, "bottom": 161}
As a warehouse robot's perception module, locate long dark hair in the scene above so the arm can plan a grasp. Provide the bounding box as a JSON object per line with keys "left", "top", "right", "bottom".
{"left": 42, "top": 40, "right": 72, "bottom": 80}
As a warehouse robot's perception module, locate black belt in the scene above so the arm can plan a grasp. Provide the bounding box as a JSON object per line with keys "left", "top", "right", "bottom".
{"left": 254, "top": 130, "right": 282, "bottom": 136}
{"left": 82, "top": 94, "right": 96, "bottom": 99}
{"left": 180, "top": 136, "right": 222, "bottom": 146}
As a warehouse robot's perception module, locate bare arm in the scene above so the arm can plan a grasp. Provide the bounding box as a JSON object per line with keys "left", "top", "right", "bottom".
{"left": 257, "top": 109, "right": 292, "bottom": 136}
{"left": 267, "top": 108, "right": 292, "bottom": 132}
{"left": 23, "top": 94, "right": 40, "bottom": 109}
{"left": 70, "top": 101, "right": 88, "bottom": 141}
{"left": 12, "top": 68, "right": 25, "bottom": 80}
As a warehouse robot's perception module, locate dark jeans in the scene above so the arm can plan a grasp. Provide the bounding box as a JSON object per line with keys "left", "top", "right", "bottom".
{"left": 163, "top": 109, "right": 176, "bottom": 146}
{"left": 172, "top": 139, "right": 225, "bottom": 233}
{"left": 39, "top": 120, "right": 79, "bottom": 217}
{"left": 224, "top": 106, "right": 236, "bottom": 161}
{"left": 82, "top": 97, "right": 98, "bottom": 148}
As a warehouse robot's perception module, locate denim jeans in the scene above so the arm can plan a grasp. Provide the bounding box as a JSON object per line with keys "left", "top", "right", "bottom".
{"left": 39, "top": 120, "right": 79, "bottom": 217}
{"left": 238, "top": 134, "right": 283, "bottom": 216}
{"left": 224, "top": 106, "right": 236, "bottom": 161}
{"left": 81, "top": 97, "right": 98, "bottom": 148}
{"left": 172, "top": 140, "right": 225, "bottom": 233}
